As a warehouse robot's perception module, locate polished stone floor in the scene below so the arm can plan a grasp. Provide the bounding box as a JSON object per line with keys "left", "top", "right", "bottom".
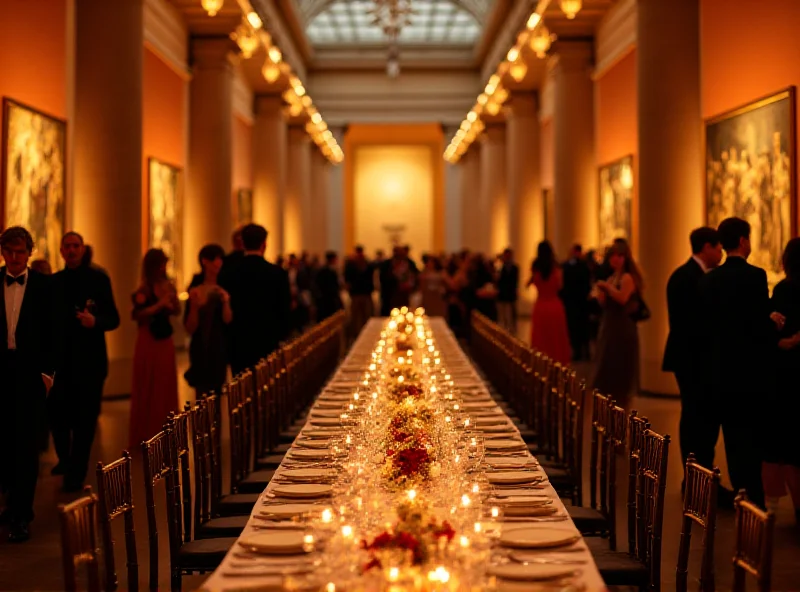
{"left": 0, "top": 331, "right": 799, "bottom": 591}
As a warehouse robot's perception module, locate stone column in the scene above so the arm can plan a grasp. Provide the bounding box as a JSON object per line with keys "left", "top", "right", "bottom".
{"left": 637, "top": 0, "right": 702, "bottom": 395}
{"left": 310, "top": 150, "right": 331, "bottom": 255}
{"left": 327, "top": 126, "right": 346, "bottom": 256}
{"left": 253, "top": 96, "right": 287, "bottom": 260}
{"left": 285, "top": 126, "right": 312, "bottom": 255}
{"left": 73, "top": 0, "right": 143, "bottom": 383}
{"left": 479, "top": 124, "right": 508, "bottom": 256}
{"left": 506, "top": 92, "right": 542, "bottom": 266}
{"left": 459, "top": 147, "right": 481, "bottom": 251}
{"left": 187, "top": 37, "right": 236, "bottom": 271}
{"left": 552, "top": 41, "right": 596, "bottom": 258}
{"left": 443, "top": 126, "right": 463, "bottom": 253}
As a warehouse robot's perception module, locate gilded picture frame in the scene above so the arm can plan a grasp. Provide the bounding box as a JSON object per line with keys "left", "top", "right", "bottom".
{"left": 705, "top": 87, "right": 797, "bottom": 285}
{"left": 147, "top": 157, "right": 183, "bottom": 289}
{"left": 236, "top": 188, "right": 253, "bottom": 227}
{"left": 1, "top": 97, "right": 67, "bottom": 271}
{"left": 598, "top": 155, "right": 634, "bottom": 249}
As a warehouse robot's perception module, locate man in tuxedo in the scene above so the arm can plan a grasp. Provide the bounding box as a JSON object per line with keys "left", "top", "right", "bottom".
{"left": 700, "top": 217, "right": 782, "bottom": 507}
{"left": 49, "top": 232, "right": 120, "bottom": 491}
{"left": 561, "top": 244, "right": 592, "bottom": 361}
{"left": 496, "top": 248, "right": 519, "bottom": 335}
{"left": 315, "top": 251, "right": 344, "bottom": 322}
{"left": 345, "top": 246, "right": 375, "bottom": 337}
{"left": 220, "top": 224, "right": 291, "bottom": 376}
{"left": 0, "top": 226, "right": 58, "bottom": 542}
{"left": 663, "top": 228, "right": 726, "bottom": 485}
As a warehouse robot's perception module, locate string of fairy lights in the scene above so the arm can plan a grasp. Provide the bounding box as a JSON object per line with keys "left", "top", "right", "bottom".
{"left": 444, "top": 0, "right": 582, "bottom": 164}
{"left": 201, "top": 0, "right": 344, "bottom": 164}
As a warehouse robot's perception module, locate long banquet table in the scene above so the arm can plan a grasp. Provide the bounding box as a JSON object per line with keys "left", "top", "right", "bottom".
{"left": 201, "top": 317, "right": 606, "bottom": 591}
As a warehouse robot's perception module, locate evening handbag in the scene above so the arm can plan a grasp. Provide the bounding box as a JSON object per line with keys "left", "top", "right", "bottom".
{"left": 630, "top": 295, "right": 651, "bottom": 323}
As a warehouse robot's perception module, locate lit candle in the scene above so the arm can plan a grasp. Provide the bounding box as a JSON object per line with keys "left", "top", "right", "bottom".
{"left": 459, "top": 535, "right": 470, "bottom": 548}
{"left": 407, "top": 489, "right": 417, "bottom": 501}
{"left": 342, "top": 525, "right": 353, "bottom": 539}
{"left": 321, "top": 508, "right": 333, "bottom": 523}
{"left": 461, "top": 494, "right": 471, "bottom": 507}
{"left": 490, "top": 506, "right": 500, "bottom": 519}
{"left": 388, "top": 567, "right": 400, "bottom": 582}
{"left": 472, "top": 483, "right": 480, "bottom": 494}
{"left": 474, "top": 522, "right": 482, "bottom": 533}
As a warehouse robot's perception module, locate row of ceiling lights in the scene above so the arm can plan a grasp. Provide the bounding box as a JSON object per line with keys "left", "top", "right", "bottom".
{"left": 201, "top": 0, "right": 344, "bottom": 163}
{"left": 443, "top": 0, "right": 582, "bottom": 163}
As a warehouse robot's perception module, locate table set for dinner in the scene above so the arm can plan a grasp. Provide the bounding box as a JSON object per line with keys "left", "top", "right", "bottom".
{"left": 201, "top": 310, "right": 606, "bottom": 592}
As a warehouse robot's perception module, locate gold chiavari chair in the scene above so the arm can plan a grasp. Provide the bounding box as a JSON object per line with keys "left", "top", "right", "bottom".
{"left": 142, "top": 425, "right": 236, "bottom": 592}
{"left": 587, "top": 428, "right": 671, "bottom": 591}
{"left": 627, "top": 410, "right": 650, "bottom": 558}
{"left": 59, "top": 490, "right": 101, "bottom": 592}
{"left": 96, "top": 452, "right": 138, "bottom": 591}
{"left": 733, "top": 492, "right": 776, "bottom": 592}
{"left": 676, "top": 454, "right": 720, "bottom": 592}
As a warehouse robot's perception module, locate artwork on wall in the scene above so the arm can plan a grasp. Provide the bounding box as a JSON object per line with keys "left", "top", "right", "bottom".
{"left": 705, "top": 87, "right": 796, "bottom": 285}
{"left": 1, "top": 98, "right": 66, "bottom": 271}
{"left": 236, "top": 188, "right": 253, "bottom": 227}
{"left": 598, "top": 155, "right": 634, "bottom": 249}
{"left": 148, "top": 157, "right": 183, "bottom": 289}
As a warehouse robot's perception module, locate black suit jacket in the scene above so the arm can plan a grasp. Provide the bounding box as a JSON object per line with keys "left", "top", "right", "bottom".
{"left": 315, "top": 266, "right": 343, "bottom": 320}
{"left": 497, "top": 263, "right": 519, "bottom": 302}
{"left": 699, "top": 256, "right": 775, "bottom": 397}
{"left": 561, "top": 258, "right": 591, "bottom": 308}
{"left": 662, "top": 258, "right": 705, "bottom": 376}
{"left": 52, "top": 265, "right": 120, "bottom": 379}
{"left": 220, "top": 254, "right": 291, "bottom": 369}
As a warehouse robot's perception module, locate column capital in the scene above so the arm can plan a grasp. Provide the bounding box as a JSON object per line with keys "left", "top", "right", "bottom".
{"left": 506, "top": 92, "right": 538, "bottom": 119}
{"left": 480, "top": 123, "right": 506, "bottom": 144}
{"left": 254, "top": 95, "right": 286, "bottom": 118}
{"left": 191, "top": 37, "right": 239, "bottom": 71}
{"left": 549, "top": 40, "right": 594, "bottom": 76}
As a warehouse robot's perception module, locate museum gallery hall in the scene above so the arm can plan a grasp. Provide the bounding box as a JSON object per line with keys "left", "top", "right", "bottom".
{"left": 0, "top": 0, "right": 799, "bottom": 590}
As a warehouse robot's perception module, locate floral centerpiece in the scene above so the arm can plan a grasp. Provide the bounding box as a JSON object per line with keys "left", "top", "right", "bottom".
{"left": 382, "top": 401, "right": 441, "bottom": 487}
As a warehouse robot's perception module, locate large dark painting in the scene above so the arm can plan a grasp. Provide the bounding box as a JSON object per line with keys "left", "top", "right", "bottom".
{"left": 1, "top": 98, "right": 66, "bottom": 271}
{"left": 705, "top": 87, "right": 796, "bottom": 283}
{"left": 148, "top": 157, "right": 183, "bottom": 289}
{"left": 598, "top": 155, "right": 633, "bottom": 249}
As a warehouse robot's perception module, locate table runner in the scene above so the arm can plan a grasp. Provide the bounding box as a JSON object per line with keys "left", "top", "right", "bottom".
{"left": 201, "top": 316, "right": 606, "bottom": 591}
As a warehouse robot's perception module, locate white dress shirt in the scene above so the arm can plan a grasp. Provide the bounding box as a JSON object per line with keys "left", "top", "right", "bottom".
{"left": 692, "top": 255, "right": 709, "bottom": 274}
{"left": 4, "top": 270, "right": 28, "bottom": 350}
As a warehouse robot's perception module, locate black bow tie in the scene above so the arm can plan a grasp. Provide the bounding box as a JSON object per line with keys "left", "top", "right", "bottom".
{"left": 5, "top": 275, "right": 25, "bottom": 287}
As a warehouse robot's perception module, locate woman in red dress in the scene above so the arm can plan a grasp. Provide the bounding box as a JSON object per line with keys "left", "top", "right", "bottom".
{"left": 529, "top": 241, "right": 572, "bottom": 365}
{"left": 129, "top": 249, "right": 180, "bottom": 448}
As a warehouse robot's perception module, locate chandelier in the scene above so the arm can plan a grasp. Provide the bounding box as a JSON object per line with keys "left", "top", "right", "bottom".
{"left": 369, "top": 0, "right": 415, "bottom": 77}
{"left": 231, "top": 18, "right": 259, "bottom": 59}
{"left": 530, "top": 25, "right": 556, "bottom": 59}
{"left": 559, "top": 0, "right": 582, "bottom": 19}
{"left": 201, "top": 0, "right": 224, "bottom": 17}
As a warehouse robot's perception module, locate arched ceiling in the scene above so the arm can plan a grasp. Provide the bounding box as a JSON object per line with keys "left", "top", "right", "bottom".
{"left": 298, "top": 0, "right": 489, "bottom": 46}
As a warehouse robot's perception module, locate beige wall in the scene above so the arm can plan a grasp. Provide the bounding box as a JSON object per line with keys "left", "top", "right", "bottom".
{"left": 353, "top": 145, "right": 434, "bottom": 255}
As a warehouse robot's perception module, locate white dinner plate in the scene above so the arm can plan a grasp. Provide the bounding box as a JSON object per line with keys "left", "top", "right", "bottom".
{"left": 280, "top": 468, "right": 336, "bottom": 481}
{"left": 487, "top": 471, "right": 544, "bottom": 485}
{"left": 238, "top": 531, "right": 309, "bottom": 555}
{"left": 271, "top": 483, "right": 333, "bottom": 499}
{"left": 289, "top": 449, "right": 331, "bottom": 460}
{"left": 485, "top": 439, "right": 527, "bottom": 451}
{"left": 309, "top": 417, "right": 341, "bottom": 427}
{"left": 257, "top": 503, "right": 322, "bottom": 518}
{"left": 499, "top": 527, "right": 581, "bottom": 549}
{"left": 301, "top": 428, "right": 342, "bottom": 438}
{"left": 295, "top": 439, "right": 331, "bottom": 449}
{"left": 477, "top": 416, "right": 510, "bottom": 427}
{"left": 461, "top": 401, "right": 497, "bottom": 409}
{"left": 488, "top": 563, "right": 576, "bottom": 581}
{"left": 309, "top": 409, "right": 342, "bottom": 418}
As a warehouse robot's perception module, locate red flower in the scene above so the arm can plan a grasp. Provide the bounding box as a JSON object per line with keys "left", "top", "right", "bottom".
{"left": 363, "top": 557, "right": 382, "bottom": 572}
{"left": 433, "top": 520, "right": 455, "bottom": 541}
{"left": 367, "top": 531, "right": 394, "bottom": 549}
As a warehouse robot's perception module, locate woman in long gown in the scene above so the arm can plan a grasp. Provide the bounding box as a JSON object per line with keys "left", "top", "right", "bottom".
{"left": 129, "top": 248, "right": 180, "bottom": 448}
{"left": 529, "top": 241, "right": 571, "bottom": 365}
{"left": 591, "top": 240, "right": 643, "bottom": 401}
{"left": 763, "top": 237, "right": 800, "bottom": 520}
{"left": 419, "top": 255, "right": 447, "bottom": 317}
{"left": 184, "top": 244, "right": 232, "bottom": 397}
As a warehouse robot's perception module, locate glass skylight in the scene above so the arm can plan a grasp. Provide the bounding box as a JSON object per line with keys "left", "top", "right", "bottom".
{"left": 305, "top": 0, "right": 483, "bottom": 45}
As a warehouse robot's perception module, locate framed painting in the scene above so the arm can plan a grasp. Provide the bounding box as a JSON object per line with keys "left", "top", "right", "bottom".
{"left": 236, "top": 188, "right": 253, "bottom": 227}
{"left": 598, "top": 155, "right": 634, "bottom": 249}
{"left": 147, "top": 157, "right": 183, "bottom": 289}
{"left": 1, "top": 98, "right": 67, "bottom": 271}
{"left": 705, "top": 87, "right": 797, "bottom": 285}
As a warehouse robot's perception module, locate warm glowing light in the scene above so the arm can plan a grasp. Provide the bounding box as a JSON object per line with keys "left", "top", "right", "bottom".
{"left": 341, "top": 525, "right": 353, "bottom": 538}
{"left": 510, "top": 59, "right": 528, "bottom": 83}
{"left": 459, "top": 535, "right": 470, "bottom": 548}
{"left": 477, "top": 93, "right": 488, "bottom": 106}
{"left": 407, "top": 489, "right": 417, "bottom": 501}
{"left": 232, "top": 20, "right": 259, "bottom": 59}
{"left": 506, "top": 46, "right": 520, "bottom": 62}
{"left": 261, "top": 61, "right": 280, "bottom": 83}
{"left": 466, "top": 110, "right": 477, "bottom": 123}
{"left": 321, "top": 508, "right": 333, "bottom": 523}
{"left": 530, "top": 25, "right": 555, "bottom": 59}
{"left": 560, "top": 0, "right": 582, "bottom": 19}
{"left": 526, "top": 12, "right": 541, "bottom": 29}
{"left": 303, "top": 534, "right": 315, "bottom": 545}
{"left": 485, "top": 100, "right": 500, "bottom": 116}
{"left": 620, "top": 163, "right": 634, "bottom": 189}
{"left": 461, "top": 494, "right": 471, "bottom": 507}
{"left": 388, "top": 567, "right": 400, "bottom": 582}
{"left": 491, "top": 506, "right": 500, "bottom": 518}
{"left": 268, "top": 46, "right": 282, "bottom": 63}
{"left": 246, "top": 11, "right": 262, "bottom": 28}
{"left": 201, "top": 0, "right": 224, "bottom": 17}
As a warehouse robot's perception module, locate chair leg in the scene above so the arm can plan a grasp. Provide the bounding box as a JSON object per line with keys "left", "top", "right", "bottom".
{"left": 171, "top": 570, "right": 182, "bottom": 592}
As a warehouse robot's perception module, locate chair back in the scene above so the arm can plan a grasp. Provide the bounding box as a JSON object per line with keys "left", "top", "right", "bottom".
{"left": 589, "top": 391, "right": 610, "bottom": 511}
{"left": 96, "top": 451, "right": 138, "bottom": 591}
{"left": 141, "top": 426, "right": 180, "bottom": 592}
{"left": 627, "top": 410, "right": 650, "bottom": 557}
{"left": 603, "top": 403, "right": 627, "bottom": 550}
{"left": 58, "top": 490, "right": 101, "bottom": 592}
{"left": 638, "top": 428, "right": 670, "bottom": 591}
{"left": 676, "top": 454, "right": 720, "bottom": 592}
{"left": 733, "top": 492, "right": 776, "bottom": 592}
{"left": 170, "top": 406, "right": 193, "bottom": 543}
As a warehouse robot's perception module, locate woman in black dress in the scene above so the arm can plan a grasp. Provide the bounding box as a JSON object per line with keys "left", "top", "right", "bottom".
{"left": 764, "top": 237, "right": 800, "bottom": 521}
{"left": 184, "top": 244, "right": 232, "bottom": 395}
